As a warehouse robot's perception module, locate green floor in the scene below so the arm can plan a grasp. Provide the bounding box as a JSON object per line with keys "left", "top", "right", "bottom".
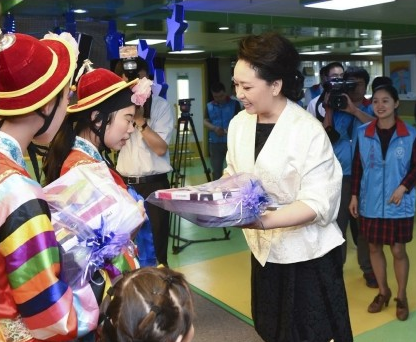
{"left": 164, "top": 157, "right": 415, "bottom": 342}
{"left": 24, "top": 118, "right": 415, "bottom": 341}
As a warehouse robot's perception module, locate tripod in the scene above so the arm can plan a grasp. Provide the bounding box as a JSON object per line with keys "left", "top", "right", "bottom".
{"left": 169, "top": 108, "right": 231, "bottom": 254}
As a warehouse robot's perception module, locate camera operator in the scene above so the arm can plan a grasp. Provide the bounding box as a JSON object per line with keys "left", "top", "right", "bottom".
{"left": 321, "top": 66, "right": 376, "bottom": 286}
{"left": 307, "top": 62, "right": 344, "bottom": 119}
{"left": 115, "top": 56, "right": 174, "bottom": 267}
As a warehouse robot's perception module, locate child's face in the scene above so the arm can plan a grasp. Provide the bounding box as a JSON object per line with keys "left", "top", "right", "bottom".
{"left": 104, "top": 105, "right": 136, "bottom": 151}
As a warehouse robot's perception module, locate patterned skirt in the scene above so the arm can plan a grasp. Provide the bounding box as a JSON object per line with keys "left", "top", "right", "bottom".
{"left": 359, "top": 216, "right": 414, "bottom": 244}
{"left": 251, "top": 246, "right": 353, "bottom": 342}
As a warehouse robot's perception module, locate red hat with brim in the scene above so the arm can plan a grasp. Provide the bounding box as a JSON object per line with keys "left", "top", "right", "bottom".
{"left": 0, "top": 33, "right": 76, "bottom": 116}
{"left": 67, "top": 68, "right": 137, "bottom": 113}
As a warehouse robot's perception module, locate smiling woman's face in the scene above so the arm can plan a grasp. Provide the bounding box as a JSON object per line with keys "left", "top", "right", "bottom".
{"left": 233, "top": 59, "right": 276, "bottom": 116}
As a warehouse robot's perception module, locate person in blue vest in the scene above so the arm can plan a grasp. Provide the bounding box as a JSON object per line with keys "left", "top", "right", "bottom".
{"left": 322, "top": 66, "right": 378, "bottom": 287}
{"left": 204, "top": 82, "right": 241, "bottom": 180}
{"left": 303, "top": 64, "right": 327, "bottom": 108}
{"left": 349, "top": 84, "right": 415, "bottom": 321}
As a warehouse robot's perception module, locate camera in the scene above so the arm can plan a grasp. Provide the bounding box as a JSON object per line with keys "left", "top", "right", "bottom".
{"left": 122, "top": 57, "right": 138, "bottom": 82}
{"left": 323, "top": 78, "right": 357, "bottom": 110}
{"left": 178, "top": 98, "right": 195, "bottom": 117}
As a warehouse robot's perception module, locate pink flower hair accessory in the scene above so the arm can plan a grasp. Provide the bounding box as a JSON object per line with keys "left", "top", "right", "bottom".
{"left": 131, "top": 77, "right": 153, "bottom": 106}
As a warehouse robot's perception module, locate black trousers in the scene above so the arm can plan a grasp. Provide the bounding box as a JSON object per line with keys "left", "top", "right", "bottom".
{"left": 130, "top": 177, "right": 171, "bottom": 265}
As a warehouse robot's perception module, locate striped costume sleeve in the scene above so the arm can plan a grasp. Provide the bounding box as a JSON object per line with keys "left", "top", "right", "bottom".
{"left": 0, "top": 173, "right": 98, "bottom": 340}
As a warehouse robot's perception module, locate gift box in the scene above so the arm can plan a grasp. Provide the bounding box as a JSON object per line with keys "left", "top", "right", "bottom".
{"left": 147, "top": 173, "right": 272, "bottom": 227}
{"left": 43, "top": 162, "right": 144, "bottom": 289}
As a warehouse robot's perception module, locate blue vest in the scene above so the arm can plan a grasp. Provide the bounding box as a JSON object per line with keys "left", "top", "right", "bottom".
{"left": 357, "top": 119, "right": 416, "bottom": 218}
{"left": 333, "top": 100, "right": 373, "bottom": 176}
{"left": 207, "top": 99, "right": 238, "bottom": 143}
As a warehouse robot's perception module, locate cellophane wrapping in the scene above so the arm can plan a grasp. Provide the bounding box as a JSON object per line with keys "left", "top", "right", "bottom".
{"left": 147, "top": 173, "right": 272, "bottom": 227}
{"left": 43, "top": 162, "right": 144, "bottom": 289}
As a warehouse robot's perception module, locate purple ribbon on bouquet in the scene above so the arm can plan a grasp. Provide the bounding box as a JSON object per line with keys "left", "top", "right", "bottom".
{"left": 239, "top": 179, "right": 271, "bottom": 218}
{"left": 86, "top": 231, "right": 116, "bottom": 268}
{"left": 82, "top": 217, "right": 130, "bottom": 283}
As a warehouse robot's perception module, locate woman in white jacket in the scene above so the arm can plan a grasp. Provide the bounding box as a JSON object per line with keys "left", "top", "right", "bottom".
{"left": 226, "top": 32, "right": 352, "bottom": 342}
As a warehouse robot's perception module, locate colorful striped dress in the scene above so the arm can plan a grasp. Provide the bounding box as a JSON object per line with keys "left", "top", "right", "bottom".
{"left": 0, "top": 131, "right": 99, "bottom": 341}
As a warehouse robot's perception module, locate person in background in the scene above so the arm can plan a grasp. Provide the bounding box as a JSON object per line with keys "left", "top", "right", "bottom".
{"left": 228, "top": 31, "right": 352, "bottom": 342}
{"left": 0, "top": 30, "right": 101, "bottom": 340}
{"left": 303, "top": 64, "right": 327, "bottom": 108}
{"left": 115, "top": 57, "right": 174, "bottom": 268}
{"left": 322, "top": 66, "right": 376, "bottom": 288}
{"left": 306, "top": 62, "right": 344, "bottom": 119}
{"left": 98, "top": 267, "right": 194, "bottom": 342}
{"left": 349, "top": 84, "right": 415, "bottom": 321}
{"left": 42, "top": 60, "right": 150, "bottom": 282}
{"left": 204, "top": 81, "right": 241, "bottom": 180}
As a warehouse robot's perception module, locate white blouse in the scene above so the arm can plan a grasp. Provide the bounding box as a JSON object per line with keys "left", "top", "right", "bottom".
{"left": 225, "top": 100, "right": 345, "bottom": 266}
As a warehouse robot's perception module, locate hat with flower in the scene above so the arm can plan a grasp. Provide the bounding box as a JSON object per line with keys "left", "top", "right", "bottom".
{"left": 67, "top": 59, "right": 153, "bottom": 114}
{"left": 0, "top": 31, "right": 78, "bottom": 116}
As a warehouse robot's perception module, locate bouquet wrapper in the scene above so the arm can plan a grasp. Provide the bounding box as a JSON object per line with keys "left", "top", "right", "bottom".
{"left": 43, "top": 162, "right": 144, "bottom": 289}
{"left": 127, "top": 186, "right": 157, "bottom": 267}
{"left": 147, "top": 173, "right": 272, "bottom": 227}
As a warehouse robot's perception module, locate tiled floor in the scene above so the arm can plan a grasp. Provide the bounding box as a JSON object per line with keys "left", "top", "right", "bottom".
{"left": 166, "top": 157, "right": 416, "bottom": 342}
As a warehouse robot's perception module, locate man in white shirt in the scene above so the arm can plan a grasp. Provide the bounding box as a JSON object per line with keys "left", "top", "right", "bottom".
{"left": 116, "top": 57, "right": 174, "bottom": 267}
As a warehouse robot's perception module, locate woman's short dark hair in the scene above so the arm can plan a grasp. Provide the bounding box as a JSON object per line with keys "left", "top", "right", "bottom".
{"left": 237, "top": 31, "right": 304, "bottom": 102}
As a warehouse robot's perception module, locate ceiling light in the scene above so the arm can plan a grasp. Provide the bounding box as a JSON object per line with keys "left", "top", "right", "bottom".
{"left": 126, "top": 23, "right": 137, "bottom": 27}
{"left": 125, "top": 39, "right": 166, "bottom": 45}
{"left": 359, "top": 44, "right": 382, "bottom": 49}
{"left": 299, "top": 50, "right": 331, "bottom": 55}
{"left": 72, "top": 8, "right": 87, "bottom": 14}
{"left": 219, "top": 13, "right": 230, "bottom": 31}
{"left": 168, "top": 50, "right": 205, "bottom": 54}
{"left": 350, "top": 51, "right": 381, "bottom": 56}
{"left": 301, "top": 0, "right": 395, "bottom": 10}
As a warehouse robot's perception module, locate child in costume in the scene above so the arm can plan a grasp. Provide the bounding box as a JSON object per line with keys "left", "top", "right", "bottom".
{"left": 42, "top": 60, "right": 152, "bottom": 282}
{"left": 0, "top": 30, "right": 100, "bottom": 341}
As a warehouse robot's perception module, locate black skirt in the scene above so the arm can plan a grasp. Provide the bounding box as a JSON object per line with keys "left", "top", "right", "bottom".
{"left": 251, "top": 246, "right": 353, "bottom": 342}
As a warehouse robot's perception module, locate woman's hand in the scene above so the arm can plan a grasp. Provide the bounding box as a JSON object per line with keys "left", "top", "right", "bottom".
{"left": 349, "top": 195, "right": 359, "bottom": 218}
{"left": 389, "top": 185, "right": 407, "bottom": 206}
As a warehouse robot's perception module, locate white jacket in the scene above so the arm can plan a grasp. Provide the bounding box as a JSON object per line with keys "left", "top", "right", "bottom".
{"left": 225, "top": 100, "right": 344, "bottom": 265}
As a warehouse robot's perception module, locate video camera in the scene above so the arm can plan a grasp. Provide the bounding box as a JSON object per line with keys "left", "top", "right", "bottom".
{"left": 122, "top": 57, "right": 139, "bottom": 82}
{"left": 178, "top": 98, "right": 195, "bottom": 117}
{"left": 323, "top": 78, "right": 357, "bottom": 110}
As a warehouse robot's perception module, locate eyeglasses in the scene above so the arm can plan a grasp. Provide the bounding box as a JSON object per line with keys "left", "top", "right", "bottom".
{"left": 328, "top": 73, "right": 344, "bottom": 79}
